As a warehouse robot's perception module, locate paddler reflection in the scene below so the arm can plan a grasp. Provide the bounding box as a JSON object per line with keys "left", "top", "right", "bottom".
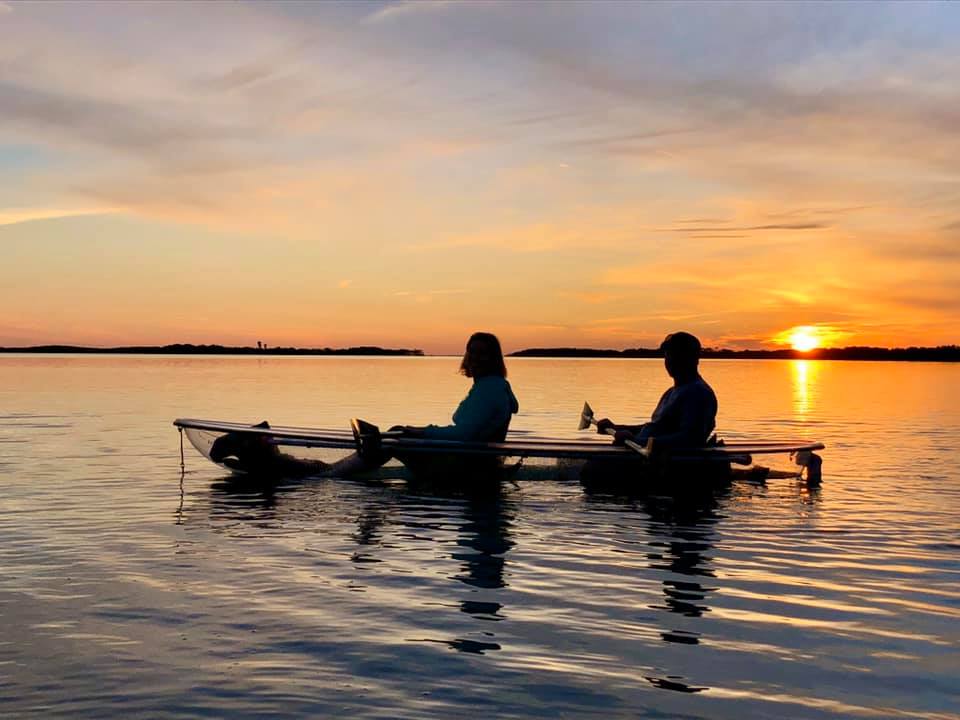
{"left": 426, "top": 485, "right": 516, "bottom": 654}
{"left": 346, "top": 482, "right": 516, "bottom": 654}
{"left": 582, "top": 483, "right": 723, "bottom": 693}
{"left": 208, "top": 332, "right": 519, "bottom": 479}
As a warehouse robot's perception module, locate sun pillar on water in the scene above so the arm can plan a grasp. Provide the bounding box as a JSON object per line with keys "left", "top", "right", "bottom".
{"left": 790, "top": 359, "right": 818, "bottom": 417}
{"left": 773, "top": 325, "right": 830, "bottom": 419}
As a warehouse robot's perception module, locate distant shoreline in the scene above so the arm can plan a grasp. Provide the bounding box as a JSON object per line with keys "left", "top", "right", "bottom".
{"left": 2, "top": 343, "right": 958, "bottom": 361}
{"left": 0, "top": 344, "right": 424, "bottom": 356}
{"left": 510, "top": 346, "right": 960, "bottom": 362}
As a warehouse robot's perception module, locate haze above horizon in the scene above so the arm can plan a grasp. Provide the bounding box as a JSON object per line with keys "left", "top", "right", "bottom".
{"left": 2, "top": 1, "right": 958, "bottom": 355}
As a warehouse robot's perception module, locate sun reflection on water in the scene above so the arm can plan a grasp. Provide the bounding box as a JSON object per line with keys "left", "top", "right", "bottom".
{"left": 790, "top": 359, "right": 820, "bottom": 418}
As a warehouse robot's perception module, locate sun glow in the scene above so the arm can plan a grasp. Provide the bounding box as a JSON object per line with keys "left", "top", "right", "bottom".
{"left": 772, "top": 324, "right": 851, "bottom": 352}
{"left": 789, "top": 327, "right": 821, "bottom": 352}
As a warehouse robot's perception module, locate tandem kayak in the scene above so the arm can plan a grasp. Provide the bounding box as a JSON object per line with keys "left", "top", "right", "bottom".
{"left": 173, "top": 417, "right": 825, "bottom": 485}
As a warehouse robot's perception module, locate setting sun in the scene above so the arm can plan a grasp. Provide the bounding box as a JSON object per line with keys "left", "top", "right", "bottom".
{"left": 789, "top": 327, "right": 821, "bottom": 352}
{"left": 771, "top": 325, "right": 849, "bottom": 352}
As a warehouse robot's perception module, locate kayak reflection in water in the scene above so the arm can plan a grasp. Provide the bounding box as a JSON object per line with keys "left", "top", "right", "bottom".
{"left": 583, "top": 331, "right": 720, "bottom": 485}
{"left": 209, "top": 332, "right": 519, "bottom": 479}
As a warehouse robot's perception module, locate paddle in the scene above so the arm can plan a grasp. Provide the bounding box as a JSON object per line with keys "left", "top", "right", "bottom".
{"left": 579, "top": 402, "right": 652, "bottom": 457}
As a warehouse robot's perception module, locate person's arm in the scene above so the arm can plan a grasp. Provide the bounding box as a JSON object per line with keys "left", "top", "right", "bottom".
{"left": 596, "top": 418, "right": 646, "bottom": 434}
{"left": 389, "top": 424, "right": 426, "bottom": 437}
{"left": 597, "top": 388, "right": 671, "bottom": 440}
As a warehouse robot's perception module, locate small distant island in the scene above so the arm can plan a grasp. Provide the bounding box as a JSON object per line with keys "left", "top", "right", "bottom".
{"left": 0, "top": 343, "right": 424, "bottom": 356}
{"left": 510, "top": 346, "right": 960, "bottom": 362}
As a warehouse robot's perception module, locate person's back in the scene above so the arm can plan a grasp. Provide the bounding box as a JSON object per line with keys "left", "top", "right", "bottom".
{"left": 638, "top": 374, "right": 717, "bottom": 449}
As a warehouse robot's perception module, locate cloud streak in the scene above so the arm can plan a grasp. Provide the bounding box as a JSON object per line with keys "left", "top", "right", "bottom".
{"left": 363, "top": 0, "right": 459, "bottom": 25}
{"left": 0, "top": 207, "right": 111, "bottom": 227}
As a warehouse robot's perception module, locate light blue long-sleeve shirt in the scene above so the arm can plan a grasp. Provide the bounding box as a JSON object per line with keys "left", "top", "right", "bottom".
{"left": 422, "top": 376, "right": 519, "bottom": 441}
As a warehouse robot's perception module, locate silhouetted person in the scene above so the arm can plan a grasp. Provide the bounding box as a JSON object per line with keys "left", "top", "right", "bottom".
{"left": 209, "top": 332, "right": 518, "bottom": 480}
{"left": 597, "top": 331, "right": 717, "bottom": 450}
{"left": 583, "top": 332, "right": 720, "bottom": 487}
{"left": 395, "top": 332, "right": 518, "bottom": 442}
{"left": 381, "top": 331, "right": 518, "bottom": 480}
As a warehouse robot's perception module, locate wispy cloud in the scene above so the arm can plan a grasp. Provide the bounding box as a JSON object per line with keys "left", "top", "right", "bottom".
{"left": 662, "top": 223, "right": 827, "bottom": 233}
{"left": 393, "top": 288, "right": 467, "bottom": 304}
{"left": 0, "top": 207, "right": 111, "bottom": 227}
{"left": 363, "top": 1, "right": 458, "bottom": 25}
{"left": 1, "top": 82, "right": 247, "bottom": 159}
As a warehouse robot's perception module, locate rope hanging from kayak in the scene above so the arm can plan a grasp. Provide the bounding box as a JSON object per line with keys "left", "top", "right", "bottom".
{"left": 179, "top": 426, "right": 185, "bottom": 473}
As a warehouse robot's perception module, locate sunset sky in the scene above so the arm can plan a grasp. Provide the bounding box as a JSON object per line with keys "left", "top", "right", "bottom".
{"left": 2, "top": 1, "right": 958, "bottom": 354}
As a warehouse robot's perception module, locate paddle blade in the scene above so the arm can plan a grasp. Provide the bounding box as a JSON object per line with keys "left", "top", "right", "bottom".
{"left": 578, "top": 402, "right": 594, "bottom": 430}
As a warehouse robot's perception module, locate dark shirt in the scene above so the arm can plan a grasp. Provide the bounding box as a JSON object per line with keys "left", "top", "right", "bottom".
{"left": 636, "top": 375, "right": 717, "bottom": 449}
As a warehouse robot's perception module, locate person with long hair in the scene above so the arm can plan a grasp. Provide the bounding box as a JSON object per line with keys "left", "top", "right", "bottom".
{"left": 209, "top": 332, "right": 518, "bottom": 479}
{"left": 396, "top": 332, "right": 518, "bottom": 442}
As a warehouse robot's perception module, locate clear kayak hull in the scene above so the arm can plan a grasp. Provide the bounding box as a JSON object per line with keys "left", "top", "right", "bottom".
{"left": 173, "top": 418, "right": 824, "bottom": 484}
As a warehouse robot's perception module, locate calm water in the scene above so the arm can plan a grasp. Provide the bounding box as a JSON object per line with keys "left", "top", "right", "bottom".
{"left": 1, "top": 355, "right": 958, "bottom": 719}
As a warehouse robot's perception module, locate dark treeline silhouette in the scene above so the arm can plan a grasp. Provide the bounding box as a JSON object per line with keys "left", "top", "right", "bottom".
{"left": 5, "top": 343, "right": 959, "bottom": 361}
{"left": 510, "top": 345, "right": 960, "bottom": 362}
{"left": 0, "top": 343, "right": 424, "bottom": 356}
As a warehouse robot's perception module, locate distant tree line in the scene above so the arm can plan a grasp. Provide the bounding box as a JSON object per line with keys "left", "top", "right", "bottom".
{"left": 4, "top": 344, "right": 959, "bottom": 361}
{"left": 0, "top": 343, "right": 425, "bottom": 356}
{"left": 509, "top": 345, "right": 960, "bottom": 362}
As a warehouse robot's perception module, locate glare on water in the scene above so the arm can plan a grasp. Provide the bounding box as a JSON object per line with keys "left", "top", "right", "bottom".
{"left": 1, "top": 355, "right": 958, "bottom": 719}
{"left": 791, "top": 359, "right": 817, "bottom": 417}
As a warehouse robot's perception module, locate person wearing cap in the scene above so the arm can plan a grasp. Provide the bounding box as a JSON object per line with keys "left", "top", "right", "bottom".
{"left": 595, "top": 331, "right": 718, "bottom": 452}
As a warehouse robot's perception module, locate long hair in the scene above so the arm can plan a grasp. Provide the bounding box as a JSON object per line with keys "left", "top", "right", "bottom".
{"left": 459, "top": 332, "right": 507, "bottom": 378}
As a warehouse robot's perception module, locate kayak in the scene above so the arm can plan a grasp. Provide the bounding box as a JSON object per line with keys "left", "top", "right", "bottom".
{"left": 173, "top": 417, "right": 825, "bottom": 483}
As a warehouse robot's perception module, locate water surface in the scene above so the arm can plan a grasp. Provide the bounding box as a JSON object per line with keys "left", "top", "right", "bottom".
{"left": 1, "top": 356, "right": 958, "bottom": 718}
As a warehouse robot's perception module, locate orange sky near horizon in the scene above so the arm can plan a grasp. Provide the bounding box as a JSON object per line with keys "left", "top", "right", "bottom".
{"left": 2, "top": 2, "right": 959, "bottom": 355}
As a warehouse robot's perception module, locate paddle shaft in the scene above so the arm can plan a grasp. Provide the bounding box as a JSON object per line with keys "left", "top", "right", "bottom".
{"left": 589, "top": 417, "right": 649, "bottom": 456}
